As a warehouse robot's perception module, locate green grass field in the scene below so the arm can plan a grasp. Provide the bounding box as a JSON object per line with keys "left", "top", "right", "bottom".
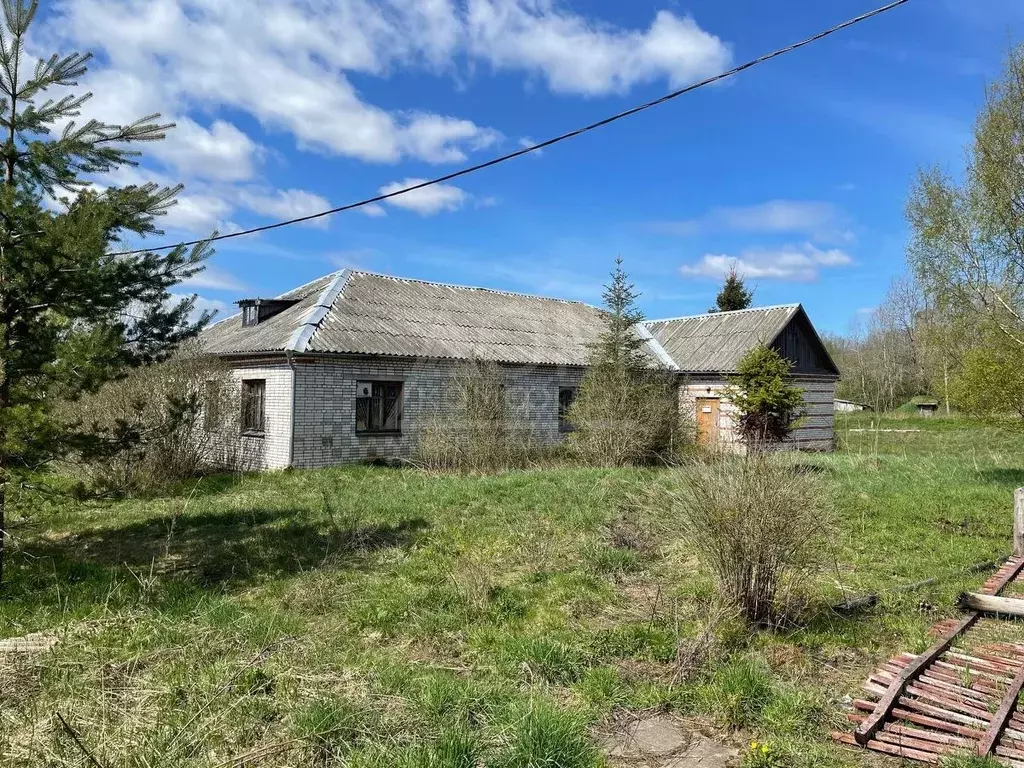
{"left": 2, "top": 414, "right": 1024, "bottom": 767}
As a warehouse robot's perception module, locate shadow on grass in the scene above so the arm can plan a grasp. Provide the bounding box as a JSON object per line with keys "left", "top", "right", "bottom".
{"left": 976, "top": 468, "right": 1024, "bottom": 488}
{"left": 14, "top": 507, "right": 429, "bottom": 595}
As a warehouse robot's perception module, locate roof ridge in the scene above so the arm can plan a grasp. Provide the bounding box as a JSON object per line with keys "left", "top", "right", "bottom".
{"left": 347, "top": 269, "right": 596, "bottom": 308}
{"left": 286, "top": 269, "right": 353, "bottom": 352}
{"left": 644, "top": 303, "right": 801, "bottom": 325}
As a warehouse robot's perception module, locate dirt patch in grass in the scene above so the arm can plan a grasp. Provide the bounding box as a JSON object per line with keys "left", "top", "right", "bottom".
{"left": 598, "top": 710, "right": 738, "bottom": 767}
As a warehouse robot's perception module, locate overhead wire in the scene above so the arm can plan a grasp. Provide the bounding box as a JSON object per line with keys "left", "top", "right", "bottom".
{"left": 109, "top": 0, "right": 912, "bottom": 258}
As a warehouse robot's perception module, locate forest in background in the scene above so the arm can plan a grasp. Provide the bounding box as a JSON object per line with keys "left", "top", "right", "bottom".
{"left": 823, "top": 45, "right": 1024, "bottom": 418}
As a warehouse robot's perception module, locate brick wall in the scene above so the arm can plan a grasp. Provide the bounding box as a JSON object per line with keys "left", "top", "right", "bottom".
{"left": 204, "top": 361, "right": 294, "bottom": 470}
{"left": 291, "top": 356, "right": 586, "bottom": 469}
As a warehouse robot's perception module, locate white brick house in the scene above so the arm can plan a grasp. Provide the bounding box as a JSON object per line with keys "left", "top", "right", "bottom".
{"left": 200, "top": 270, "right": 840, "bottom": 470}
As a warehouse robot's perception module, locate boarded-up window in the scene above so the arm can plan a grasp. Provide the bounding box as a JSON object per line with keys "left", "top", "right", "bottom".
{"left": 242, "top": 304, "right": 259, "bottom": 326}
{"left": 241, "top": 379, "right": 266, "bottom": 434}
{"left": 204, "top": 380, "right": 221, "bottom": 431}
{"left": 558, "top": 387, "right": 577, "bottom": 432}
{"left": 356, "top": 381, "right": 402, "bottom": 433}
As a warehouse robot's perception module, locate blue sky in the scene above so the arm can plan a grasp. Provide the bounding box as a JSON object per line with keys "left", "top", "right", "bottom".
{"left": 37, "top": 0, "right": 1024, "bottom": 333}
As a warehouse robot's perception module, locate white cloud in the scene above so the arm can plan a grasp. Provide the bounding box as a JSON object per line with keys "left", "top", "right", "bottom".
{"left": 653, "top": 200, "right": 853, "bottom": 243}
{"left": 681, "top": 243, "right": 854, "bottom": 282}
{"left": 237, "top": 188, "right": 332, "bottom": 227}
{"left": 379, "top": 178, "right": 470, "bottom": 215}
{"left": 45, "top": 0, "right": 501, "bottom": 166}
{"left": 161, "top": 193, "right": 237, "bottom": 234}
{"left": 44, "top": 0, "right": 731, "bottom": 169}
{"left": 465, "top": 3, "right": 730, "bottom": 96}
{"left": 153, "top": 119, "right": 263, "bottom": 182}
{"left": 362, "top": 203, "right": 387, "bottom": 218}
{"left": 180, "top": 265, "right": 248, "bottom": 292}
{"left": 170, "top": 293, "right": 229, "bottom": 322}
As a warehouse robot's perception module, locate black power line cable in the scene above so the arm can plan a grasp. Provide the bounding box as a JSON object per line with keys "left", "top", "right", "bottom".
{"left": 110, "top": 0, "right": 911, "bottom": 257}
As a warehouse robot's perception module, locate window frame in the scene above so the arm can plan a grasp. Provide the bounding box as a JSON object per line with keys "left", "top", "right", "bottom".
{"left": 355, "top": 380, "right": 403, "bottom": 435}
{"left": 242, "top": 304, "right": 258, "bottom": 327}
{"left": 203, "top": 379, "right": 222, "bottom": 431}
{"left": 558, "top": 386, "right": 577, "bottom": 433}
{"left": 240, "top": 378, "right": 266, "bottom": 436}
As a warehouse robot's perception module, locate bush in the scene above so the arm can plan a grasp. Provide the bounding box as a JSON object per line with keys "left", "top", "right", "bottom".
{"left": 565, "top": 257, "right": 694, "bottom": 466}
{"left": 567, "top": 367, "right": 689, "bottom": 466}
{"left": 724, "top": 344, "right": 805, "bottom": 449}
{"left": 415, "top": 359, "right": 541, "bottom": 472}
{"left": 57, "top": 345, "right": 236, "bottom": 494}
{"left": 669, "top": 454, "right": 832, "bottom": 626}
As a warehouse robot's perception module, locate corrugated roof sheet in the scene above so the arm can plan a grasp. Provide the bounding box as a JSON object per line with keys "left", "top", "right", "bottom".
{"left": 201, "top": 270, "right": 611, "bottom": 365}
{"left": 643, "top": 305, "right": 801, "bottom": 373}
{"left": 201, "top": 273, "right": 338, "bottom": 356}
{"left": 200, "top": 269, "right": 804, "bottom": 372}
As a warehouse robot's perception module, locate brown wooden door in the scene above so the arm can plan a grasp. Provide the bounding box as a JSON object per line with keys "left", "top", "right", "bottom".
{"left": 696, "top": 398, "right": 720, "bottom": 445}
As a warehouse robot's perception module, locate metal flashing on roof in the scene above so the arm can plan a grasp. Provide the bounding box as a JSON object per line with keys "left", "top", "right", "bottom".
{"left": 286, "top": 269, "right": 352, "bottom": 353}
{"left": 645, "top": 303, "right": 801, "bottom": 325}
{"left": 634, "top": 324, "right": 679, "bottom": 370}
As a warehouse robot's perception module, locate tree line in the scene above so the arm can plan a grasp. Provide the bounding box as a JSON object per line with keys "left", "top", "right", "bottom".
{"left": 825, "top": 45, "right": 1024, "bottom": 418}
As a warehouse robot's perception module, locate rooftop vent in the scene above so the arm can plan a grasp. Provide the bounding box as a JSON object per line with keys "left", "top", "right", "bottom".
{"left": 238, "top": 298, "right": 299, "bottom": 327}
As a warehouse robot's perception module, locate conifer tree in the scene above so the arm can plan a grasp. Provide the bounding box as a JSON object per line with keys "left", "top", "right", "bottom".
{"left": 568, "top": 258, "right": 686, "bottom": 465}
{"left": 0, "top": 0, "right": 212, "bottom": 586}
{"left": 723, "top": 344, "right": 805, "bottom": 449}
{"left": 710, "top": 266, "right": 754, "bottom": 313}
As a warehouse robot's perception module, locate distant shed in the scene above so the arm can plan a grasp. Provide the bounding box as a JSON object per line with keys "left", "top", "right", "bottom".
{"left": 834, "top": 399, "right": 872, "bottom": 413}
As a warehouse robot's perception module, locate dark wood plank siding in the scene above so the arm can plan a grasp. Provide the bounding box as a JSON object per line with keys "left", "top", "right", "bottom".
{"left": 773, "top": 313, "right": 837, "bottom": 375}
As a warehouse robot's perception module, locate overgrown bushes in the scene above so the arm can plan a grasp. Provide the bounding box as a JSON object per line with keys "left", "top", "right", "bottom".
{"left": 415, "top": 359, "right": 541, "bottom": 472}
{"left": 724, "top": 344, "right": 805, "bottom": 449}
{"left": 669, "top": 453, "right": 832, "bottom": 626}
{"left": 566, "top": 258, "right": 693, "bottom": 465}
{"left": 58, "top": 346, "right": 236, "bottom": 494}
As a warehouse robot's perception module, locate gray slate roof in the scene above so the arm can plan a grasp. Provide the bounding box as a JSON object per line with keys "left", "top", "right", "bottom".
{"left": 644, "top": 304, "right": 802, "bottom": 373}
{"left": 200, "top": 269, "right": 808, "bottom": 372}
{"left": 202, "top": 270, "right": 610, "bottom": 365}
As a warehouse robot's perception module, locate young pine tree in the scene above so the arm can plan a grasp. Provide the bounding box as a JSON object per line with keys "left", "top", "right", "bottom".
{"left": 709, "top": 266, "right": 753, "bottom": 313}
{"left": 0, "top": 0, "right": 212, "bottom": 586}
{"left": 568, "top": 258, "right": 684, "bottom": 465}
{"left": 723, "top": 344, "right": 805, "bottom": 449}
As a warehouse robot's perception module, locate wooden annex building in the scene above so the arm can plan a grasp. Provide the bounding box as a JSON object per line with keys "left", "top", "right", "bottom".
{"left": 199, "top": 270, "right": 840, "bottom": 470}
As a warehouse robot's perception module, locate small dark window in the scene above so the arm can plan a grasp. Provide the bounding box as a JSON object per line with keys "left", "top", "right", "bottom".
{"left": 204, "top": 380, "right": 221, "bottom": 431}
{"left": 558, "top": 387, "right": 577, "bottom": 432}
{"left": 242, "top": 304, "right": 258, "bottom": 327}
{"left": 356, "top": 381, "right": 402, "bottom": 433}
{"left": 241, "top": 379, "right": 266, "bottom": 434}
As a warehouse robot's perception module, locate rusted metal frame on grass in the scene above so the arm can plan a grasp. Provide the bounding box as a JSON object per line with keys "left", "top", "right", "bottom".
{"left": 854, "top": 556, "right": 1024, "bottom": 747}
{"left": 978, "top": 663, "right": 1024, "bottom": 757}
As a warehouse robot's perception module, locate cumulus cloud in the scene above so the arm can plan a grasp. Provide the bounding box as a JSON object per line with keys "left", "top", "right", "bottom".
{"left": 43, "top": 0, "right": 502, "bottom": 166}
{"left": 652, "top": 200, "right": 854, "bottom": 243}
{"left": 465, "top": 2, "right": 731, "bottom": 95}
{"left": 236, "top": 188, "right": 332, "bottom": 227}
{"left": 680, "top": 243, "right": 854, "bottom": 282}
{"left": 379, "top": 178, "right": 470, "bottom": 215}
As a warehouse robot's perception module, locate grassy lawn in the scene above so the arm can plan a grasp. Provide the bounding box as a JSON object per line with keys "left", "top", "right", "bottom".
{"left": 2, "top": 414, "right": 1024, "bottom": 767}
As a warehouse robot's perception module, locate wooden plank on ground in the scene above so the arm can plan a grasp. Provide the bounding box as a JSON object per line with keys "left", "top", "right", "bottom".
{"left": 960, "top": 592, "right": 1024, "bottom": 618}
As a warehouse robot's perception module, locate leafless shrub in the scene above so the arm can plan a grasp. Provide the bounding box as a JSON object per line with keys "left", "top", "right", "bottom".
{"left": 668, "top": 453, "right": 832, "bottom": 627}
{"left": 605, "top": 504, "right": 654, "bottom": 554}
{"left": 415, "top": 359, "right": 543, "bottom": 472}
{"left": 566, "top": 369, "right": 694, "bottom": 467}
{"left": 58, "top": 344, "right": 237, "bottom": 495}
